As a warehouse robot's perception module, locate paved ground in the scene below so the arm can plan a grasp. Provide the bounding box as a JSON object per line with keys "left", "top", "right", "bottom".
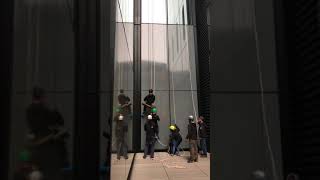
{"left": 130, "top": 152, "right": 210, "bottom": 180}
{"left": 110, "top": 153, "right": 134, "bottom": 180}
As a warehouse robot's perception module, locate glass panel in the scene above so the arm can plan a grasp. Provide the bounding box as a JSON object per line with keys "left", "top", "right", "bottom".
{"left": 141, "top": 24, "right": 169, "bottom": 91}
{"left": 142, "top": 0, "right": 167, "bottom": 24}
{"left": 10, "top": 0, "right": 74, "bottom": 179}
{"left": 141, "top": 90, "right": 170, "bottom": 150}
{"left": 168, "top": 25, "right": 197, "bottom": 91}
{"left": 167, "top": 0, "right": 188, "bottom": 24}
{"left": 141, "top": 23, "right": 198, "bottom": 152}
{"left": 109, "top": 1, "right": 134, "bottom": 179}
{"left": 116, "top": 0, "right": 134, "bottom": 23}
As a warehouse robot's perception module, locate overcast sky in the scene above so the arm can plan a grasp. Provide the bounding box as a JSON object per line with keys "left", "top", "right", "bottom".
{"left": 117, "top": 0, "right": 167, "bottom": 23}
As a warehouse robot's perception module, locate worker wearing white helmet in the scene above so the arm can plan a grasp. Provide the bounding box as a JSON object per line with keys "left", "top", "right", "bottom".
{"left": 143, "top": 114, "right": 159, "bottom": 159}
{"left": 115, "top": 114, "right": 128, "bottom": 160}
{"left": 186, "top": 115, "right": 198, "bottom": 163}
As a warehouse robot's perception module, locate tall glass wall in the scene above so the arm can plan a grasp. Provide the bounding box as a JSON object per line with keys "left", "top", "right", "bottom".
{"left": 140, "top": 0, "right": 198, "bottom": 150}
{"left": 10, "top": 0, "right": 74, "bottom": 179}
{"left": 109, "top": 0, "right": 134, "bottom": 179}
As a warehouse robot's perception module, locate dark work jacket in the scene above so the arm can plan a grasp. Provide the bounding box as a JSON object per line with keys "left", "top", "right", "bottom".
{"left": 186, "top": 123, "right": 198, "bottom": 140}
{"left": 144, "top": 94, "right": 155, "bottom": 105}
{"left": 26, "top": 103, "right": 55, "bottom": 138}
{"left": 118, "top": 93, "right": 130, "bottom": 105}
{"left": 170, "top": 125, "right": 182, "bottom": 142}
{"left": 152, "top": 114, "right": 160, "bottom": 127}
{"left": 115, "top": 120, "right": 128, "bottom": 141}
{"left": 26, "top": 102, "right": 64, "bottom": 168}
{"left": 118, "top": 94, "right": 131, "bottom": 115}
{"left": 144, "top": 120, "right": 158, "bottom": 144}
{"left": 198, "top": 122, "right": 208, "bottom": 138}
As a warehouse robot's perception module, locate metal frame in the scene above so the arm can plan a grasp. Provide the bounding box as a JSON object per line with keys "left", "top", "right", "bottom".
{"left": 73, "top": 0, "right": 101, "bottom": 179}
{"left": 133, "top": 0, "right": 142, "bottom": 152}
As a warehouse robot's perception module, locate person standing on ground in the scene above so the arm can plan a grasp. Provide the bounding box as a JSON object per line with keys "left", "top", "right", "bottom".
{"left": 186, "top": 115, "right": 198, "bottom": 163}
{"left": 114, "top": 114, "right": 128, "bottom": 160}
{"left": 26, "top": 87, "right": 63, "bottom": 180}
{"left": 169, "top": 124, "right": 182, "bottom": 156}
{"left": 143, "top": 115, "right": 158, "bottom": 159}
{"left": 198, "top": 116, "right": 208, "bottom": 157}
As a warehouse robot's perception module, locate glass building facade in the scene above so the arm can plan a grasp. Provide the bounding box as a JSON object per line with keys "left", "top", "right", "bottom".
{"left": 112, "top": 0, "right": 198, "bottom": 152}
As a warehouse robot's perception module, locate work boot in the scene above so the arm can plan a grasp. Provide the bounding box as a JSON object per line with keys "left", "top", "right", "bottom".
{"left": 187, "top": 159, "right": 193, "bottom": 163}
{"left": 117, "top": 156, "right": 120, "bottom": 160}
{"left": 200, "top": 154, "right": 207, "bottom": 158}
{"left": 143, "top": 155, "right": 147, "bottom": 159}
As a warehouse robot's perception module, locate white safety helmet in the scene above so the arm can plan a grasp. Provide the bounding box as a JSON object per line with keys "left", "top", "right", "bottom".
{"left": 188, "top": 115, "right": 195, "bottom": 123}
{"left": 29, "top": 170, "right": 43, "bottom": 180}
{"left": 147, "top": 115, "right": 152, "bottom": 120}
{"left": 252, "top": 170, "right": 265, "bottom": 179}
{"left": 118, "top": 115, "right": 124, "bottom": 121}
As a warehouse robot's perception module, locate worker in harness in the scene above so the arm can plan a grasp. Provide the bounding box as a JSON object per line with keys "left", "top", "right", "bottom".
{"left": 143, "top": 115, "right": 159, "bottom": 159}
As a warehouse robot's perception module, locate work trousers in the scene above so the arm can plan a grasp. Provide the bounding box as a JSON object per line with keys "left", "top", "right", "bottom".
{"left": 200, "top": 138, "right": 207, "bottom": 155}
{"left": 189, "top": 140, "right": 198, "bottom": 161}
{"left": 144, "top": 141, "right": 155, "bottom": 158}
{"left": 116, "top": 133, "right": 128, "bottom": 158}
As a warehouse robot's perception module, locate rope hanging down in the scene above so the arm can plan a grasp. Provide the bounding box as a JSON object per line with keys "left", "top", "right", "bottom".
{"left": 252, "top": 1, "right": 278, "bottom": 179}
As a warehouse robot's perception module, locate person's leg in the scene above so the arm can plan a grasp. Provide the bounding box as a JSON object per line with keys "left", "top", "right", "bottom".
{"left": 176, "top": 138, "right": 182, "bottom": 155}
{"left": 123, "top": 133, "right": 128, "bottom": 159}
{"left": 202, "top": 138, "right": 207, "bottom": 156}
{"left": 150, "top": 141, "right": 155, "bottom": 158}
{"left": 188, "top": 140, "right": 194, "bottom": 162}
{"left": 194, "top": 140, "right": 198, "bottom": 161}
{"left": 116, "top": 139, "right": 121, "bottom": 159}
{"left": 172, "top": 140, "right": 177, "bottom": 155}
{"left": 143, "top": 143, "right": 148, "bottom": 158}
{"left": 191, "top": 140, "right": 197, "bottom": 161}
{"left": 200, "top": 139, "right": 204, "bottom": 155}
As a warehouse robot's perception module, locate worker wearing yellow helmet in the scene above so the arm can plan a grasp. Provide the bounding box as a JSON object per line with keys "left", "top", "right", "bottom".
{"left": 169, "top": 125, "right": 176, "bottom": 131}
{"left": 168, "top": 124, "right": 182, "bottom": 156}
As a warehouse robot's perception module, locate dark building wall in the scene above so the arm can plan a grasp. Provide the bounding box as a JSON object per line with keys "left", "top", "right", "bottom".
{"left": 195, "top": 0, "right": 211, "bottom": 151}
{"left": 9, "top": 1, "right": 75, "bottom": 178}
{"left": 0, "top": 0, "right": 14, "bottom": 179}
{"left": 279, "top": 0, "right": 320, "bottom": 179}
{"left": 208, "top": 0, "right": 283, "bottom": 179}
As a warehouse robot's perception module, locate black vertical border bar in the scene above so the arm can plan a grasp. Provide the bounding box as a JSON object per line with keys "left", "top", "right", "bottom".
{"left": 101, "top": 0, "right": 116, "bottom": 179}
{"left": 133, "top": 0, "right": 142, "bottom": 152}
{"left": 0, "top": 0, "right": 14, "bottom": 179}
{"left": 73, "top": 0, "right": 100, "bottom": 179}
{"left": 273, "top": 0, "right": 289, "bottom": 177}
{"left": 194, "top": 0, "right": 211, "bottom": 150}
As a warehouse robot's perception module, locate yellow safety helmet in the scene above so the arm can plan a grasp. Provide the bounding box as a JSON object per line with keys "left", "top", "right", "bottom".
{"left": 169, "top": 125, "right": 176, "bottom": 131}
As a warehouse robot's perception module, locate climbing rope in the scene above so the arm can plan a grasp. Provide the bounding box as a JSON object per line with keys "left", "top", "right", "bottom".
{"left": 252, "top": 1, "right": 278, "bottom": 179}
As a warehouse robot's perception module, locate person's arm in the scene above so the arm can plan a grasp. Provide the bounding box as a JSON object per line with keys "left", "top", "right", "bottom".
{"left": 186, "top": 125, "right": 190, "bottom": 139}
{"left": 175, "top": 124, "right": 180, "bottom": 132}
{"left": 151, "top": 95, "right": 155, "bottom": 104}
{"left": 126, "top": 96, "right": 131, "bottom": 103}
{"left": 155, "top": 126, "right": 159, "bottom": 136}
{"left": 144, "top": 95, "right": 148, "bottom": 102}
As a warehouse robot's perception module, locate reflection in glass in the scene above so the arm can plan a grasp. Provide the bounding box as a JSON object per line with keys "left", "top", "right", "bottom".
{"left": 110, "top": 0, "right": 134, "bottom": 179}
{"left": 141, "top": 0, "right": 199, "bottom": 152}
{"left": 11, "top": 0, "right": 74, "bottom": 179}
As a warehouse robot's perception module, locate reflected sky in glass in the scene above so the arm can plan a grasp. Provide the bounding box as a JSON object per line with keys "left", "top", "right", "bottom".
{"left": 116, "top": 0, "right": 188, "bottom": 24}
